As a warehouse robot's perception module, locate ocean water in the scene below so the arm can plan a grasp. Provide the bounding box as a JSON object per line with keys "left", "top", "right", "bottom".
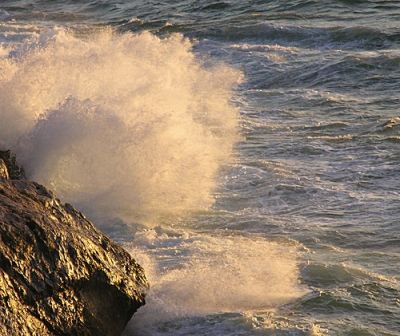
{"left": 1, "top": 1, "right": 399, "bottom": 335}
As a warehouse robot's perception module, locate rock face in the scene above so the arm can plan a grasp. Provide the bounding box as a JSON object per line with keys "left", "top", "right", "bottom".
{"left": 0, "top": 154, "right": 148, "bottom": 336}
{"left": 0, "top": 159, "right": 8, "bottom": 179}
{"left": 0, "top": 150, "right": 25, "bottom": 179}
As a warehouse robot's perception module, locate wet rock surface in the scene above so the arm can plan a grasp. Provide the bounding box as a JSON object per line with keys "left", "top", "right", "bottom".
{"left": 0, "top": 150, "right": 25, "bottom": 180}
{"left": 0, "top": 159, "right": 8, "bottom": 179}
{"left": 0, "top": 154, "right": 148, "bottom": 336}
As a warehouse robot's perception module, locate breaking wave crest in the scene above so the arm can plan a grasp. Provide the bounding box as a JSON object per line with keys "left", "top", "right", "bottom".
{"left": 0, "top": 28, "right": 241, "bottom": 224}
{"left": 124, "top": 229, "right": 306, "bottom": 334}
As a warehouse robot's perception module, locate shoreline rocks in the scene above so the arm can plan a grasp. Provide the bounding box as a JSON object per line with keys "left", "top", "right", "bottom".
{"left": 0, "top": 152, "right": 148, "bottom": 336}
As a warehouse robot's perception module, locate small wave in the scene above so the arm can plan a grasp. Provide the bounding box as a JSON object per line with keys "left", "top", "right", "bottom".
{"left": 201, "top": 2, "right": 231, "bottom": 11}
{"left": 374, "top": 116, "right": 400, "bottom": 136}
{"left": 127, "top": 17, "right": 144, "bottom": 24}
{"left": 200, "top": 23, "right": 398, "bottom": 49}
{"left": 329, "top": 26, "right": 396, "bottom": 48}
{"left": 255, "top": 49, "right": 400, "bottom": 90}
{"left": 303, "top": 263, "right": 354, "bottom": 286}
{"left": 302, "top": 262, "right": 396, "bottom": 287}
{"left": 230, "top": 43, "right": 300, "bottom": 54}
{"left": 230, "top": 43, "right": 301, "bottom": 63}
{"left": 246, "top": 159, "right": 298, "bottom": 179}
{"left": 306, "top": 134, "right": 354, "bottom": 142}
{"left": 303, "top": 90, "right": 364, "bottom": 104}
{"left": 383, "top": 116, "right": 400, "bottom": 130}
{"left": 0, "top": 9, "right": 10, "bottom": 20}
{"left": 303, "top": 122, "right": 350, "bottom": 131}
{"left": 298, "top": 289, "right": 396, "bottom": 314}
{"left": 383, "top": 136, "right": 400, "bottom": 143}
{"left": 341, "top": 51, "right": 400, "bottom": 73}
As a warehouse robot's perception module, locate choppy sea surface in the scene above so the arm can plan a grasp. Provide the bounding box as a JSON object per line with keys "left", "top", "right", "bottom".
{"left": 1, "top": 1, "right": 399, "bottom": 335}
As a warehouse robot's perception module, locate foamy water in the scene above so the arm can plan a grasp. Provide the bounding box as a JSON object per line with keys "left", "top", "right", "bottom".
{"left": 125, "top": 229, "right": 304, "bottom": 334}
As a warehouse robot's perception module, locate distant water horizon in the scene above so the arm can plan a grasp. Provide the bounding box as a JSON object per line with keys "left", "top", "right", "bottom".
{"left": 0, "top": 1, "right": 399, "bottom": 335}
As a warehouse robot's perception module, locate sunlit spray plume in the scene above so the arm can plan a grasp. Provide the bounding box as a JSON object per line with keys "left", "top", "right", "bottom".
{"left": 0, "top": 28, "right": 242, "bottom": 224}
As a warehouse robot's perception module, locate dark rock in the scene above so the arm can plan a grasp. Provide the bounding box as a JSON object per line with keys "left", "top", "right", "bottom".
{"left": 0, "top": 159, "right": 8, "bottom": 179}
{"left": 0, "top": 153, "right": 148, "bottom": 336}
{"left": 0, "top": 150, "right": 25, "bottom": 180}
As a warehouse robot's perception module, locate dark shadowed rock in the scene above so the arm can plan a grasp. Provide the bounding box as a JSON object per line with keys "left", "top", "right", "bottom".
{"left": 0, "top": 154, "right": 148, "bottom": 336}
{"left": 0, "top": 150, "right": 25, "bottom": 180}
{"left": 0, "top": 159, "right": 8, "bottom": 179}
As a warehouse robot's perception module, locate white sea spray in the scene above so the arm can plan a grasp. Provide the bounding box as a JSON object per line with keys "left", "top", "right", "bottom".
{"left": 0, "top": 28, "right": 241, "bottom": 223}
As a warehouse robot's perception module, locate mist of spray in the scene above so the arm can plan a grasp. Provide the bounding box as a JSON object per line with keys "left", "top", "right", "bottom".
{"left": 0, "top": 28, "right": 241, "bottom": 223}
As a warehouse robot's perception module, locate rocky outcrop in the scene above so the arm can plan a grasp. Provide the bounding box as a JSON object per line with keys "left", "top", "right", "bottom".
{"left": 0, "top": 150, "right": 25, "bottom": 179}
{"left": 0, "top": 154, "right": 148, "bottom": 336}
{"left": 0, "top": 159, "right": 8, "bottom": 179}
